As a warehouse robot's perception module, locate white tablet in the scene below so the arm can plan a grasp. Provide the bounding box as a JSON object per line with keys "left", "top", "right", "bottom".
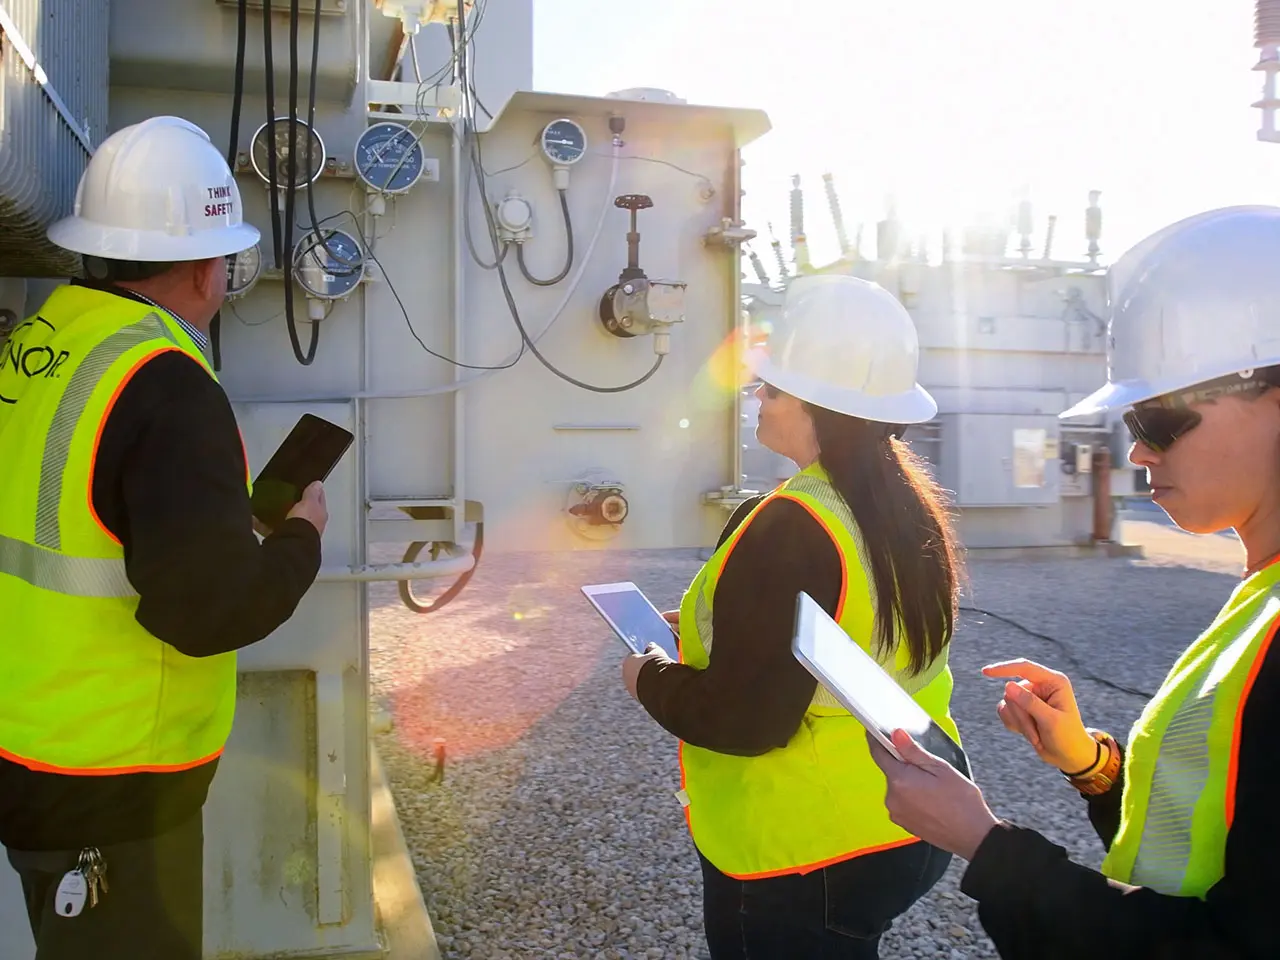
{"left": 792, "top": 591, "right": 968, "bottom": 775}
{"left": 581, "top": 581, "right": 680, "bottom": 660}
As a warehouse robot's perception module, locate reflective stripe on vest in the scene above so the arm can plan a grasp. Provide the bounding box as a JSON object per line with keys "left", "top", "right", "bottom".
{"left": 676, "top": 462, "right": 960, "bottom": 879}
{"left": 1102, "top": 561, "right": 1280, "bottom": 897}
{"left": 0, "top": 285, "right": 240, "bottom": 775}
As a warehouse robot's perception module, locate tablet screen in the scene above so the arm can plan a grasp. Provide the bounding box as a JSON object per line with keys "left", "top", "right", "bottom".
{"left": 792, "top": 592, "right": 969, "bottom": 775}
{"left": 793, "top": 591, "right": 932, "bottom": 737}
{"left": 250, "top": 414, "right": 353, "bottom": 530}
{"left": 582, "top": 583, "right": 679, "bottom": 660}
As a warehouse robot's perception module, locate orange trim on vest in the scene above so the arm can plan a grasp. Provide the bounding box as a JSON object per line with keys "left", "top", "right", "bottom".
{"left": 678, "top": 483, "right": 879, "bottom": 880}
{"left": 1225, "top": 611, "right": 1280, "bottom": 827}
{"left": 772, "top": 492, "right": 851, "bottom": 621}
{"left": 716, "top": 836, "right": 922, "bottom": 881}
{"left": 0, "top": 742, "right": 223, "bottom": 777}
{"left": 710, "top": 490, "right": 851, "bottom": 621}
{"left": 86, "top": 346, "right": 184, "bottom": 544}
{"left": 679, "top": 734, "right": 923, "bottom": 881}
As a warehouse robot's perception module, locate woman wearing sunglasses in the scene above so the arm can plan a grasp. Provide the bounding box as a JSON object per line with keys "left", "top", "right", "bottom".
{"left": 619, "top": 274, "right": 967, "bottom": 958}
{"left": 864, "top": 205, "right": 1280, "bottom": 959}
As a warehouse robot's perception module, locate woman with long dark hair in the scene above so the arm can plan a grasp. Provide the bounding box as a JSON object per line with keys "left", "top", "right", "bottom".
{"left": 621, "top": 275, "right": 968, "bottom": 959}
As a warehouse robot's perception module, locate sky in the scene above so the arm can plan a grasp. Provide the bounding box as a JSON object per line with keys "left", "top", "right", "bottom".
{"left": 530, "top": 0, "right": 1280, "bottom": 272}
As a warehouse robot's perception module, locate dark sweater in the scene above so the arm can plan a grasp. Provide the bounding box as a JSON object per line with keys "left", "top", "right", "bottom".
{"left": 0, "top": 295, "right": 321, "bottom": 851}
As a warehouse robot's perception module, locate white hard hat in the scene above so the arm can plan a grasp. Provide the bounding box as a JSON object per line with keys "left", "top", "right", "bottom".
{"left": 748, "top": 274, "right": 937, "bottom": 424}
{"left": 47, "top": 116, "right": 260, "bottom": 262}
{"left": 1061, "top": 205, "right": 1280, "bottom": 419}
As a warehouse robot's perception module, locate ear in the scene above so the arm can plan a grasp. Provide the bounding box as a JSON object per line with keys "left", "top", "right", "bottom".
{"left": 192, "top": 257, "right": 224, "bottom": 299}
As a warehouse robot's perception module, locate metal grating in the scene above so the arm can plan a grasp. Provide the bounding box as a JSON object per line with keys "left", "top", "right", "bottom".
{"left": 0, "top": 1, "right": 109, "bottom": 277}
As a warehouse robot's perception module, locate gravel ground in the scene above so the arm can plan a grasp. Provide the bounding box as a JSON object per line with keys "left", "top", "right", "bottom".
{"left": 369, "top": 520, "right": 1243, "bottom": 959}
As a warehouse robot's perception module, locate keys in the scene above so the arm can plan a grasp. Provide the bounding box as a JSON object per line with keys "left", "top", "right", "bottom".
{"left": 76, "top": 848, "right": 109, "bottom": 909}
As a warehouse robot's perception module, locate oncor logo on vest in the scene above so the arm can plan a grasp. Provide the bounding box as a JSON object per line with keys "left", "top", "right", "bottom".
{"left": 0, "top": 317, "right": 73, "bottom": 405}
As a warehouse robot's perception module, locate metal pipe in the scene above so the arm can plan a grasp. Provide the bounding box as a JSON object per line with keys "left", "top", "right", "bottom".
{"left": 1091, "top": 446, "right": 1112, "bottom": 541}
{"left": 731, "top": 148, "right": 746, "bottom": 491}
{"left": 451, "top": 26, "right": 467, "bottom": 544}
{"left": 316, "top": 554, "right": 476, "bottom": 583}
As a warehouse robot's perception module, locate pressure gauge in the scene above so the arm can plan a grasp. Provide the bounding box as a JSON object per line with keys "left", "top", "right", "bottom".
{"left": 250, "top": 118, "right": 326, "bottom": 188}
{"left": 354, "top": 122, "right": 425, "bottom": 195}
{"left": 292, "top": 229, "right": 365, "bottom": 300}
{"left": 540, "top": 118, "right": 587, "bottom": 166}
{"left": 225, "top": 244, "right": 262, "bottom": 301}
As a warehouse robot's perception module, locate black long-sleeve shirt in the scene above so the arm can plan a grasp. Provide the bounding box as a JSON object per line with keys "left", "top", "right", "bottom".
{"left": 0, "top": 296, "right": 321, "bottom": 851}
{"left": 961, "top": 617, "right": 1280, "bottom": 959}
{"left": 636, "top": 495, "right": 840, "bottom": 753}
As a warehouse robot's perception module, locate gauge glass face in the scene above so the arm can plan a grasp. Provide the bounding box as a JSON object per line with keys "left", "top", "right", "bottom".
{"left": 252, "top": 119, "right": 325, "bottom": 187}
{"left": 356, "top": 123, "right": 425, "bottom": 194}
{"left": 294, "top": 230, "right": 364, "bottom": 299}
{"left": 226, "top": 244, "right": 262, "bottom": 297}
{"left": 542, "top": 119, "right": 586, "bottom": 165}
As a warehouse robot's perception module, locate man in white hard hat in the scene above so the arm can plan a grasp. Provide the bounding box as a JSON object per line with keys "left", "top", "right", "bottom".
{"left": 0, "top": 116, "right": 327, "bottom": 959}
{"left": 865, "top": 205, "right": 1280, "bottom": 958}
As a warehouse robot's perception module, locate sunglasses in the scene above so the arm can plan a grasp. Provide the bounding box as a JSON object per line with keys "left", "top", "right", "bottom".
{"left": 1123, "top": 375, "right": 1274, "bottom": 453}
{"left": 1122, "top": 406, "right": 1201, "bottom": 454}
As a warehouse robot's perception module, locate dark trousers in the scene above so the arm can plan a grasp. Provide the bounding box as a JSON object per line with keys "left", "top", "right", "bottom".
{"left": 6, "top": 813, "right": 203, "bottom": 960}
{"left": 699, "top": 840, "right": 952, "bottom": 959}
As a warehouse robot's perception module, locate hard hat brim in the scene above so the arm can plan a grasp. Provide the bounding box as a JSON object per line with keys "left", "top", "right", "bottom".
{"left": 1059, "top": 358, "right": 1280, "bottom": 419}
{"left": 47, "top": 217, "right": 262, "bottom": 262}
{"left": 750, "top": 350, "right": 938, "bottom": 424}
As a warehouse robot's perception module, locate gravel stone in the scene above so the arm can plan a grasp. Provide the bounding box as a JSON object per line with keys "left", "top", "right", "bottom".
{"left": 370, "top": 518, "right": 1238, "bottom": 958}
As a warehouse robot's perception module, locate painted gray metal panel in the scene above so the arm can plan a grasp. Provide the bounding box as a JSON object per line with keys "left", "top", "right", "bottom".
{"left": 0, "top": 851, "right": 34, "bottom": 959}
{"left": 0, "top": 0, "right": 109, "bottom": 276}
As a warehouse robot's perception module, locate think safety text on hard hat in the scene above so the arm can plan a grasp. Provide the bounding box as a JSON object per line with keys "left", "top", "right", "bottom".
{"left": 47, "top": 116, "right": 260, "bottom": 263}
{"left": 748, "top": 274, "right": 937, "bottom": 424}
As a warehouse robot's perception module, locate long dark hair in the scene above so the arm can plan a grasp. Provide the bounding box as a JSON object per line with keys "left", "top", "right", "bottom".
{"left": 806, "top": 403, "right": 961, "bottom": 676}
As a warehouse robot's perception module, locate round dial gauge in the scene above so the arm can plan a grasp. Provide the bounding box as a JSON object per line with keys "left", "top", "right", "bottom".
{"left": 225, "top": 244, "right": 262, "bottom": 300}
{"left": 292, "top": 229, "right": 365, "bottom": 300}
{"left": 354, "top": 122, "right": 425, "bottom": 194}
{"left": 250, "top": 117, "right": 326, "bottom": 188}
{"left": 540, "top": 118, "right": 587, "bottom": 166}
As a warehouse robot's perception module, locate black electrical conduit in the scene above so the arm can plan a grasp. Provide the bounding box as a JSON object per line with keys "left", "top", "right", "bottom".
{"left": 399, "top": 523, "right": 485, "bottom": 614}
{"left": 515, "top": 189, "right": 574, "bottom": 286}
{"left": 213, "top": 0, "right": 250, "bottom": 371}
{"left": 958, "top": 605, "right": 1155, "bottom": 700}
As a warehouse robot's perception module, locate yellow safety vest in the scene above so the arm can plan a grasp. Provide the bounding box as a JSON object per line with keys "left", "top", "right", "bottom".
{"left": 1102, "top": 558, "right": 1280, "bottom": 897}
{"left": 0, "top": 285, "right": 240, "bottom": 775}
{"left": 676, "top": 462, "right": 962, "bottom": 879}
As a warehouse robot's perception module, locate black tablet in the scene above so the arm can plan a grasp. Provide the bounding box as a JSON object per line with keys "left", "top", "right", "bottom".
{"left": 250, "top": 413, "right": 353, "bottom": 531}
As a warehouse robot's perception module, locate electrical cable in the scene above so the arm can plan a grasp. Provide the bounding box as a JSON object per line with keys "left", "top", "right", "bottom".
{"left": 462, "top": 155, "right": 510, "bottom": 270}
{"left": 958, "top": 605, "right": 1155, "bottom": 699}
{"left": 339, "top": 211, "right": 521, "bottom": 371}
{"left": 458, "top": 33, "right": 662, "bottom": 393}
{"left": 399, "top": 524, "right": 484, "bottom": 613}
{"left": 515, "top": 189, "right": 573, "bottom": 286}
{"left": 213, "top": 0, "right": 250, "bottom": 372}
{"left": 300, "top": 0, "right": 361, "bottom": 273}
{"left": 261, "top": 0, "right": 283, "bottom": 268}
{"left": 409, "top": 34, "right": 422, "bottom": 83}
{"left": 281, "top": 0, "right": 319, "bottom": 366}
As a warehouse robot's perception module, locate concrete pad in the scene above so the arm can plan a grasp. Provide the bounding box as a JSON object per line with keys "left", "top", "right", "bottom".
{"left": 371, "top": 746, "right": 442, "bottom": 960}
